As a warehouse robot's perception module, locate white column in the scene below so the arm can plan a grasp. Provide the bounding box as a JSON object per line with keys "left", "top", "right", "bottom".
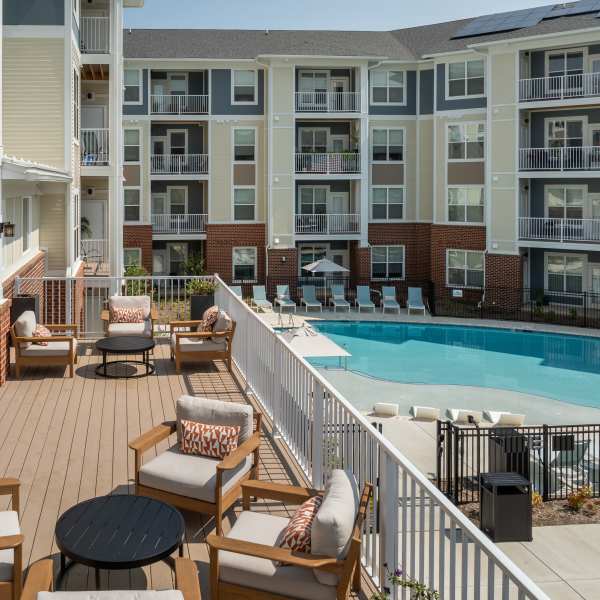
{"left": 359, "top": 65, "right": 370, "bottom": 247}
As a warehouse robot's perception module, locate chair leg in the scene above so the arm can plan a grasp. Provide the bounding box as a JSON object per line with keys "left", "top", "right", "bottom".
{"left": 352, "top": 555, "right": 361, "bottom": 593}
{"left": 209, "top": 545, "right": 220, "bottom": 600}
{"left": 175, "top": 356, "right": 181, "bottom": 374}
{"left": 13, "top": 544, "right": 22, "bottom": 600}
{"left": 69, "top": 363, "right": 74, "bottom": 378}
{"left": 215, "top": 509, "right": 223, "bottom": 536}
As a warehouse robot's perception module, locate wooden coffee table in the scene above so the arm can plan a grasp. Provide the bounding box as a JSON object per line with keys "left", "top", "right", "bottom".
{"left": 95, "top": 335, "right": 155, "bottom": 378}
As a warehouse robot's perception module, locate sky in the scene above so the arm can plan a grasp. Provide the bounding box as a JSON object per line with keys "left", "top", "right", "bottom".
{"left": 124, "top": 0, "right": 555, "bottom": 30}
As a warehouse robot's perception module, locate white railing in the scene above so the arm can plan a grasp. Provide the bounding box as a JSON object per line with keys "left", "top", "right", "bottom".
{"left": 295, "top": 152, "right": 361, "bottom": 174}
{"left": 519, "top": 146, "right": 600, "bottom": 171}
{"left": 295, "top": 91, "right": 361, "bottom": 112}
{"left": 519, "top": 216, "right": 600, "bottom": 243}
{"left": 80, "top": 16, "right": 110, "bottom": 53}
{"left": 150, "top": 94, "right": 209, "bottom": 115}
{"left": 151, "top": 213, "right": 207, "bottom": 234}
{"left": 81, "top": 239, "right": 109, "bottom": 264}
{"left": 519, "top": 72, "right": 600, "bottom": 102}
{"left": 150, "top": 154, "right": 208, "bottom": 175}
{"left": 81, "top": 129, "right": 109, "bottom": 166}
{"left": 295, "top": 213, "right": 360, "bottom": 235}
{"left": 214, "top": 278, "right": 549, "bottom": 600}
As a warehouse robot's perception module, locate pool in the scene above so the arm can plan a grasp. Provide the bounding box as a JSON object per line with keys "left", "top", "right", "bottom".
{"left": 308, "top": 321, "right": 600, "bottom": 409}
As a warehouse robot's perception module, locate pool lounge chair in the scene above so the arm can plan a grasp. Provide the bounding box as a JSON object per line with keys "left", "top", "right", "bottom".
{"left": 300, "top": 285, "right": 322, "bottom": 312}
{"left": 251, "top": 286, "right": 273, "bottom": 311}
{"left": 483, "top": 411, "right": 526, "bottom": 427}
{"left": 356, "top": 286, "right": 376, "bottom": 312}
{"left": 410, "top": 406, "right": 440, "bottom": 421}
{"left": 230, "top": 285, "right": 243, "bottom": 298}
{"left": 446, "top": 408, "right": 483, "bottom": 425}
{"left": 274, "top": 285, "right": 297, "bottom": 313}
{"left": 381, "top": 286, "right": 400, "bottom": 313}
{"left": 330, "top": 285, "right": 351, "bottom": 312}
{"left": 407, "top": 287, "right": 427, "bottom": 315}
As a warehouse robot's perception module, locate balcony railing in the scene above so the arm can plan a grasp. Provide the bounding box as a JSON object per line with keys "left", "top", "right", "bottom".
{"left": 519, "top": 216, "right": 600, "bottom": 243}
{"left": 519, "top": 72, "right": 600, "bottom": 102}
{"left": 151, "top": 213, "right": 207, "bottom": 234}
{"left": 81, "top": 239, "right": 108, "bottom": 263}
{"left": 150, "top": 94, "right": 209, "bottom": 115}
{"left": 81, "top": 129, "right": 109, "bottom": 166}
{"left": 150, "top": 154, "right": 208, "bottom": 175}
{"left": 295, "top": 91, "right": 361, "bottom": 112}
{"left": 80, "top": 16, "right": 110, "bottom": 53}
{"left": 295, "top": 152, "right": 361, "bottom": 174}
{"left": 295, "top": 213, "right": 360, "bottom": 235}
{"left": 519, "top": 146, "right": 600, "bottom": 171}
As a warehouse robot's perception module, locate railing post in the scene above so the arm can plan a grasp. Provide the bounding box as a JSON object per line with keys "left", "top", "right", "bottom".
{"left": 65, "top": 277, "right": 73, "bottom": 326}
{"left": 312, "top": 380, "right": 324, "bottom": 488}
{"left": 380, "top": 451, "right": 399, "bottom": 598}
{"left": 542, "top": 424, "right": 549, "bottom": 502}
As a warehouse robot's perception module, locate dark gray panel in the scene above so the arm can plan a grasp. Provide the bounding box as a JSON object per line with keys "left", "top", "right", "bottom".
{"left": 528, "top": 247, "right": 600, "bottom": 290}
{"left": 151, "top": 181, "right": 204, "bottom": 213}
{"left": 211, "top": 69, "right": 265, "bottom": 115}
{"left": 295, "top": 121, "right": 351, "bottom": 145}
{"left": 151, "top": 124, "right": 205, "bottom": 154}
{"left": 4, "top": 0, "right": 64, "bottom": 25}
{"left": 436, "top": 64, "right": 487, "bottom": 111}
{"left": 530, "top": 51, "right": 545, "bottom": 79}
{"left": 369, "top": 70, "right": 417, "bottom": 116}
{"left": 529, "top": 108, "right": 600, "bottom": 147}
{"left": 294, "top": 180, "right": 350, "bottom": 211}
{"left": 453, "top": 6, "right": 550, "bottom": 38}
{"left": 419, "top": 69, "right": 434, "bottom": 115}
{"left": 123, "top": 69, "right": 149, "bottom": 116}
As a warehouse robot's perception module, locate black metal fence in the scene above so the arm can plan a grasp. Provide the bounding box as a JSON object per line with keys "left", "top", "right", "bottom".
{"left": 437, "top": 421, "right": 600, "bottom": 504}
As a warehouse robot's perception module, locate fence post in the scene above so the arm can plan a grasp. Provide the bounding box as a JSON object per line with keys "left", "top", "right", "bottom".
{"left": 65, "top": 278, "right": 72, "bottom": 326}
{"left": 542, "top": 424, "right": 549, "bottom": 502}
{"left": 584, "top": 292, "right": 588, "bottom": 328}
{"left": 379, "top": 451, "right": 399, "bottom": 598}
{"left": 453, "top": 425, "right": 460, "bottom": 504}
{"left": 312, "top": 380, "right": 324, "bottom": 488}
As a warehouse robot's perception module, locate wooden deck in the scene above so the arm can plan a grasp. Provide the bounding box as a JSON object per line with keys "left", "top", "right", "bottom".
{"left": 0, "top": 341, "right": 368, "bottom": 598}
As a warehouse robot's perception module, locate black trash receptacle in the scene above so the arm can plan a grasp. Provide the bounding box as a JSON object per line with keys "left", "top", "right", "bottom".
{"left": 480, "top": 472, "right": 532, "bottom": 543}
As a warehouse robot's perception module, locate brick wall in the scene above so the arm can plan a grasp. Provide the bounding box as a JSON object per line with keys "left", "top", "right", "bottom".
{"left": 267, "top": 248, "right": 298, "bottom": 297}
{"left": 2, "top": 250, "right": 47, "bottom": 300}
{"left": 123, "top": 225, "right": 153, "bottom": 273}
{"left": 0, "top": 300, "right": 11, "bottom": 386}
{"left": 349, "top": 243, "right": 371, "bottom": 285}
{"left": 485, "top": 253, "right": 523, "bottom": 289}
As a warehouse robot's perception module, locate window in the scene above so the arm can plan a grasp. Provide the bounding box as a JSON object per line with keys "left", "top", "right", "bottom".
{"left": 546, "top": 118, "right": 584, "bottom": 148}
{"left": 124, "top": 129, "right": 141, "bottom": 163}
{"left": 547, "top": 49, "right": 584, "bottom": 79}
{"left": 73, "top": 70, "right": 80, "bottom": 141}
{"left": 124, "top": 248, "right": 142, "bottom": 269}
{"left": 22, "top": 197, "right": 30, "bottom": 254}
{"left": 546, "top": 186, "right": 585, "bottom": 219}
{"left": 232, "top": 70, "right": 257, "bottom": 104}
{"left": 124, "top": 189, "right": 141, "bottom": 222}
{"left": 168, "top": 187, "right": 187, "bottom": 215}
{"left": 546, "top": 254, "right": 584, "bottom": 294}
{"left": 169, "top": 243, "right": 187, "bottom": 275}
{"left": 370, "top": 70, "right": 405, "bottom": 104}
{"left": 447, "top": 59, "right": 485, "bottom": 98}
{"left": 234, "top": 128, "right": 256, "bottom": 162}
{"left": 168, "top": 130, "right": 187, "bottom": 155}
{"left": 371, "top": 187, "right": 404, "bottom": 220}
{"left": 124, "top": 69, "right": 142, "bottom": 104}
{"left": 234, "top": 187, "right": 256, "bottom": 221}
{"left": 448, "top": 187, "right": 484, "bottom": 223}
{"left": 299, "top": 187, "right": 327, "bottom": 214}
{"left": 233, "top": 247, "right": 257, "bottom": 282}
{"left": 447, "top": 250, "right": 484, "bottom": 288}
{"left": 299, "top": 128, "right": 328, "bottom": 153}
{"left": 371, "top": 246, "right": 404, "bottom": 280}
{"left": 372, "top": 128, "right": 404, "bottom": 162}
{"left": 448, "top": 123, "right": 485, "bottom": 160}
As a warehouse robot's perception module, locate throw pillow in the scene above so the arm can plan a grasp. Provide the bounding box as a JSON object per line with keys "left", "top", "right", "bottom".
{"left": 180, "top": 419, "right": 240, "bottom": 459}
{"left": 279, "top": 495, "right": 323, "bottom": 553}
{"left": 111, "top": 307, "right": 144, "bottom": 324}
{"left": 33, "top": 324, "right": 52, "bottom": 346}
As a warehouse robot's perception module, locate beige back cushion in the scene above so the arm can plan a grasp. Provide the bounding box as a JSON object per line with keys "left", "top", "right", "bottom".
{"left": 14, "top": 310, "right": 37, "bottom": 349}
{"left": 109, "top": 295, "right": 151, "bottom": 320}
{"left": 176, "top": 395, "right": 253, "bottom": 444}
{"left": 311, "top": 469, "right": 360, "bottom": 586}
{"left": 38, "top": 590, "right": 184, "bottom": 600}
{"left": 213, "top": 310, "right": 232, "bottom": 334}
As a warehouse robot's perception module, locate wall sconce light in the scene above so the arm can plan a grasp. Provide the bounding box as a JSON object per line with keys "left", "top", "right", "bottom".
{"left": 0, "top": 222, "right": 15, "bottom": 237}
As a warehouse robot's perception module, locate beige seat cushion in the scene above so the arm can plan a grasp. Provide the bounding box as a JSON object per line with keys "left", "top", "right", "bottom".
{"left": 38, "top": 591, "right": 184, "bottom": 600}
{"left": 108, "top": 321, "right": 152, "bottom": 337}
{"left": 170, "top": 335, "right": 227, "bottom": 353}
{"left": 213, "top": 310, "right": 232, "bottom": 334}
{"left": 138, "top": 445, "right": 252, "bottom": 502}
{"left": 0, "top": 511, "right": 19, "bottom": 582}
{"left": 219, "top": 511, "right": 336, "bottom": 600}
{"left": 20, "top": 339, "right": 77, "bottom": 358}
{"left": 14, "top": 310, "right": 37, "bottom": 349}
{"left": 109, "top": 295, "right": 151, "bottom": 320}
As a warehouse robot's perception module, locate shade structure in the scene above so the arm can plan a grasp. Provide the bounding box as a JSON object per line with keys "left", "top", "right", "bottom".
{"left": 302, "top": 258, "right": 350, "bottom": 274}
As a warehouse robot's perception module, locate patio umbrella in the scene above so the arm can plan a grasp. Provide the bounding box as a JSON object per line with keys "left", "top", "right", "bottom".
{"left": 302, "top": 258, "right": 349, "bottom": 303}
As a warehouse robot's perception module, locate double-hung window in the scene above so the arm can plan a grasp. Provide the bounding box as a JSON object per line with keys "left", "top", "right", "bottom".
{"left": 447, "top": 59, "right": 485, "bottom": 98}
{"left": 372, "top": 128, "right": 404, "bottom": 162}
{"left": 546, "top": 254, "right": 584, "bottom": 294}
{"left": 370, "top": 71, "right": 405, "bottom": 104}
{"left": 447, "top": 250, "right": 484, "bottom": 288}
{"left": 234, "top": 128, "right": 256, "bottom": 161}
{"left": 448, "top": 187, "right": 484, "bottom": 223}
{"left": 124, "top": 69, "right": 142, "bottom": 104}
{"left": 299, "top": 187, "right": 327, "bottom": 215}
{"left": 371, "top": 246, "right": 404, "bottom": 280}
{"left": 546, "top": 118, "right": 584, "bottom": 148}
{"left": 233, "top": 247, "right": 257, "bottom": 282}
{"left": 448, "top": 123, "right": 485, "bottom": 160}
{"left": 124, "top": 248, "right": 142, "bottom": 269}
{"left": 124, "top": 129, "right": 141, "bottom": 163}
{"left": 546, "top": 186, "right": 585, "bottom": 219}
{"left": 371, "top": 187, "right": 404, "bottom": 220}
{"left": 232, "top": 70, "right": 257, "bottom": 104}
{"left": 234, "top": 187, "right": 256, "bottom": 221}
{"left": 124, "top": 189, "right": 141, "bottom": 222}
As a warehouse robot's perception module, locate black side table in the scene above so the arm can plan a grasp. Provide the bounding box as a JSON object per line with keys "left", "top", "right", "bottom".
{"left": 95, "top": 335, "right": 156, "bottom": 378}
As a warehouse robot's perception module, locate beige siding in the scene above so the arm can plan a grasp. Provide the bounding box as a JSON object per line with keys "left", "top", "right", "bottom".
{"left": 418, "top": 118, "right": 434, "bottom": 222}
{"left": 39, "top": 192, "right": 67, "bottom": 272}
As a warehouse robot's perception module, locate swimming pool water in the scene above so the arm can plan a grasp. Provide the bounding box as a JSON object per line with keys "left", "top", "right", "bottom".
{"left": 308, "top": 321, "right": 600, "bottom": 409}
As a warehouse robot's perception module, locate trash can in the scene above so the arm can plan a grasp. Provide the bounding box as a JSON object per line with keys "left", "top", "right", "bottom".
{"left": 480, "top": 472, "right": 532, "bottom": 542}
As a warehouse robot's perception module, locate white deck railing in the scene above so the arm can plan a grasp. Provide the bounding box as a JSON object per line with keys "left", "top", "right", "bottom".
{"left": 295, "top": 91, "right": 361, "bottom": 112}
{"left": 151, "top": 213, "right": 207, "bottom": 234}
{"left": 150, "top": 94, "right": 209, "bottom": 115}
{"left": 519, "top": 146, "right": 600, "bottom": 171}
{"left": 519, "top": 216, "right": 600, "bottom": 243}
{"left": 80, "top": 16, "right": 110, "bottom": 53}
{"left": 295, "top": 152, "right": 361, "bottom": 174}
{"left": 81, "top": 129, "right": 110, "bottom": 166}
{"left": 519, "top": 72, "right": 600, "bottom": 102}
{"left": 81, "top": 239, "right": 109, "bottom": 263}
{"left": 295, "top": 213, "right": 360, "bottom": 234}
{"left": 150, "top": 154, "right": 208, "bottom": 175}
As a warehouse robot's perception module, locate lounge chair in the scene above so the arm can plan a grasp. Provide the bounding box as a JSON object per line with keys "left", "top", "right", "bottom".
{"left": 101, "top": 295, "right": 157, "bottom": 338}
{"left": 355, "top": 286, "right": 375, "bottom": 312}
{"left": 230, "top": 285, "right": 243, "bottom": 298}
{"left": 251, "top": 286, "right": 273, "bottom": 311}
{"left": 300, "top": 285, "right": 322, "bottom": 312}
{"left": 330, "top": 285, "right": 350, "bottom": 312}
{"left": 407, "top": 287, "right": 427, "bottom": 315}
{"left": 0, "top": 478, "right": 21, "bottom": 600}
{"left": 483, "top": 411, "right": 526, "bottom": 427}
{"left": 446, "top": 408, "right": 483, "bottom": 425}
{"left": 410, "top": 406, "right": 440, "bottom": 421}
{"left": 381, "top": 286, "right": 400, "bottom": 313}
{"left": 274, "top": 285, "right": 297, "bottom": 313}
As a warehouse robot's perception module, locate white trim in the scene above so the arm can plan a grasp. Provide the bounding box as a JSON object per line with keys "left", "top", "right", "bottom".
{"left": 231, "top": 69, "right": 259, "bottom": 106}
{"left": 21, "top": 196, "right": 32, "bottom": 255}
{"left": 445, "top": 248, "right": 485, "bottom": 289}
{"left": 370, "top": 244, "right": 406, "bottom": 281}
{"left": 444, "top": 58, "right": 486, "bottom": 101}
{"left": 369, "top": 69, "right": 407, "bottom": 106}
{"left": 370, "top": 126, "right": 405, "bottom": 164}
{"left": 232, "top": 246, "right": 258, "bottom": 283}
{"left": 370, "top": 185, "right": 405, "bottom": 222}
{"left": 124, "top": 68, "right": 143, "bottom": 106}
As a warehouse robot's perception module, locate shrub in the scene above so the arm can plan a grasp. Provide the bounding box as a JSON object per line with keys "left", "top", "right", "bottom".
{"left": 124, "top": 265, "right": 148, "bottom": 296}
{"left": 567, "top": 485, "right": 593, "bottom": 511}
{"left": 182, "top": 252, "right": 206, "bottom": 276}
{"left": 186, "top": 278, "right": 218, "bottom": 296}
{"left": 532, "top": 491, "right": 543, "bottom": 508}
{"left": 372, "top": 569, "right": 439, "bottom": 600}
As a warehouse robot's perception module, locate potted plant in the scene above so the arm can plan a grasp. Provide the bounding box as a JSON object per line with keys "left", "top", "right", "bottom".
{"left": 187, "top": 278, "right": 218, "bottom": 320}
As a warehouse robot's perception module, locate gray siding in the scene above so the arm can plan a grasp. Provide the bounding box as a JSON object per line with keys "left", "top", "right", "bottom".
{"left": 211, "top": 69, "right": 265, "bottom": 115}
{"left": 419, "top": 69, "right": 434, "bottom": 115}
{"left": 150, "top": 124, "right": 205, "bottom": 154}
{"left": 294, "top": 68, "right": 356, "bottom": 92}
{"left": 4, "top": 0, "right": 64, "bottom": 25}
{"left": 530, "top": 108, "right": 600, "bottom": 147}
{"left": 123, "top": 69, "right": 149, "bottom": 116}
{"left": 151, "top": 181, "right": 204, "bottom": 213}
{"left": 529, "top": 179, "right": 600, "bottom": 217}
{"left": 369, "top": 71, "right": 417, "bottom": 116}
{"left": 530, "top": 45, "right": 600, "bottom": 78}
{"left": 151, "top": 71, "right": 208, "bottom": 95}
{"left": 436, "top": 64, "right": 487, "bottom": 111}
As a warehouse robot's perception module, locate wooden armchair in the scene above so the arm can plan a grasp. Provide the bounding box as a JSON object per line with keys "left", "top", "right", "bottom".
{"left": 20, "top": 557, "right": 201, "bottom": 600}
{"left": 101, "top": 295, "right": 158, "bottom": 338}
{"left": 207, "top": 477, "right": 372, "bottom": 600}
{"left": 0, "top": 478, "right": 22, "bottom": 600}
{"left": 129, "top": 395, "right": 262, "bottom": 535}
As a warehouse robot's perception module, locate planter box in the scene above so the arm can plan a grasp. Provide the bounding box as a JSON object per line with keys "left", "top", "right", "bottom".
{"left": 190, "top": 294, "right": 215, "bottom": 320}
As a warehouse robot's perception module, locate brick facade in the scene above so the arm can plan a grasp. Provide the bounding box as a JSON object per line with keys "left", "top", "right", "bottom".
{"left": 0, "top": 300, "right": 11, "bottom": 386}
{"left": 124, "top": 225, "right": 153, "bottom": 273}
{"left": 267, "top": 248, "right": 298, "bottom": 296}
{"left": 349, "top": 243, "right": 371, "bottom": 285}
{"left": 485, "top": 253, "right": 523, "bottom": 289}
{"left": 2, "top": 250, "right": 47, "bottom": 300}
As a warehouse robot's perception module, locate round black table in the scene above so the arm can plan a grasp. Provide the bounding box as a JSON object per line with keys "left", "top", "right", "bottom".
{"left": 95, "top": 336, "right": 156, "bottom": 378}
{"left": 55, "top": 495, "right": 185, "bottom": 588}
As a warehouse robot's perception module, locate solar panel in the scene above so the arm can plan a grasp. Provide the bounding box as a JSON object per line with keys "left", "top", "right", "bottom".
{"left": 453, "top": 6, "right": 551, "bottom": 39}
{"left": 547, "top": 0, "right": 600, "bottom": 18}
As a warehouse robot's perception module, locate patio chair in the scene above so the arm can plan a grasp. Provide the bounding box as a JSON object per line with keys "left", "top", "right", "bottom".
{"left": 407, "top": 287, "right": 427, "bottom": 315}
{"left": 207, "top": 470, "right": 372, "bottom": 600}
{"left": 19, "top": 557, "right": 200, "bottom": 600}
{"left": 101, "top": 295, "right": 157, "bottom": 338}
{"left": 129, "top": 395, "right": 262, "bottom": 535}
{"left": 230, "top": 285, "right": 243, "bottom": 298}
{"left": 550, "top": 439, "right": 591, "bottom": 489}
{"left": 251, "top": 286, "right": 273, "bottom": 311}
{"left": 410, "top": 406, "right": 440, "bottom": 421}
{"left": 10, "top": 311, "right": 78, "bottom": 379}
{"left": 170, "top": 310, "right": 235, "bottom": 373}
{"left": 330, "top": 285, "right": 350, "bottom": 312}
{"left": 0, "top": 478, "right": 21, "bottom": 600}
{"left": 274, "top": 285, "right": 297, "bottom": 313}
{"left": 483, "top": 411, "right": 526, "bottom": 427}
{"left": 381, "top": 286, "right": 400, "bottom": 313}
{"left": 355, "top": 286, "right": 375, "bottom": 312}
{"left": 446, "top": 408, "right": 483, "bottom": 425}
{"left": 300, "top": 285, "right": 322, "bottom": 312}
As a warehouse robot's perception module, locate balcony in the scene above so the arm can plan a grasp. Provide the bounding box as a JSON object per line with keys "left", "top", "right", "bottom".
{"left": 519, "top": 146, "right": 600, "bottom": 172}
{"left": 150, "top": 154, "right": 208, "bottom": 175}
{"left": 295, "top": 152, "right": 360, "bottom": 175}
{"left": 519, "top": 216, "right": 600, "bottom": 243}
{"left": 81, "top": 239, "right": 109, "bottom": 276}
{"left": 295, "top": 213, "right": 360, "bottom": 235}
{"left": 80, "top": 16, "right": 110, "bottom": 54}
{"left": 151, "top": 213, "right": 207, "bottom": 234}
{"left": 519, "top": 72, "right": 600, "bottom": 103}
{"left": 80, "top": 129, "right": 109, "bottom": 166}
{"left": 150, "top": 94, "right": 209, "bottom": 115}
{"left": 295, "top": 91, "right": 360, "bottom": 113}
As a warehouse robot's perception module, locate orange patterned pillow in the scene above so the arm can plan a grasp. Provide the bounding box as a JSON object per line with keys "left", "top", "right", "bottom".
{"left": 196, "top": 306, "right": 219, "bottom": 333}
{"left": 111, "top": 307, "right": 144, "bottom": 324}
{"left": 279, "top": 495, "right": 323, "bottom": 553}
{"left": 180, "top": 419, "right": 240, "bottom": 459}
{"left": 33, "top": 324, "right": 52, "bottom": 346}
